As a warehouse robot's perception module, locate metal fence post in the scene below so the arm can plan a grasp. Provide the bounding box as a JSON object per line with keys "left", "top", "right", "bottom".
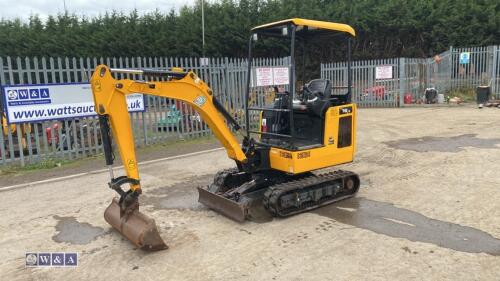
{"left": 142, "top": 111, "right": 148, "bottom": 146}
{"left": 399, "top": 57, "right": 406, "bottom": 107}
{"left": 448, "top": 46, "right": 453, "bottom": 91}
{"left": 491, "top": 45, "right": 498, "bottom": 97}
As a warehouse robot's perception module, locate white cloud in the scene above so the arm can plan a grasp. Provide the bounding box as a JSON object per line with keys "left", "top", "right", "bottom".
{"left": 0, "top": 0, "right": 197, "bottom": 22}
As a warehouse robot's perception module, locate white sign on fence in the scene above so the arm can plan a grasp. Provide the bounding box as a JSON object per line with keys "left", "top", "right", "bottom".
{"left": 254, "top": 67, "right": 289, "bottom": 86}
{"left": 375, "top": 65, "right": 393, "bottom": 80}
{"left": 255, "top": 67, "right": 273, "bottom": 87}
{"left": 200, "top": 57, "right": 210, "bottom": 66}
{"left": 272, "top": 67, "right": 290, "bottom": 85}
{"left": 2, "top": 83, "right": 145, "bottom": 124}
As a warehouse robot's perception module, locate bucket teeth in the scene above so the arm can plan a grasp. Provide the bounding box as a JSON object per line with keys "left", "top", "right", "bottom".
{"left": 104, "top": 198, "right": 167, "bottom": 251}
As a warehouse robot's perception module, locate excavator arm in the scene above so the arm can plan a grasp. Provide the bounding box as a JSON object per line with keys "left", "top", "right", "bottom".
{"left": 90, "top": 65, "right": 247, "bottom": 250}
{"left": 91, "top": 65, "right": 247, "bottom": 190}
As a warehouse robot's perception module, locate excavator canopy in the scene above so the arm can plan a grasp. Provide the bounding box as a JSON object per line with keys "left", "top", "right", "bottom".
{"left": 251, "top": 18, "right": 356, "bottom": 37}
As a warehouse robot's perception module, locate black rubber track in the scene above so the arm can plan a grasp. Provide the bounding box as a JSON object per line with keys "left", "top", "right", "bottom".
{"left": 262, "top": 170, "right": 360, "bottom": 217}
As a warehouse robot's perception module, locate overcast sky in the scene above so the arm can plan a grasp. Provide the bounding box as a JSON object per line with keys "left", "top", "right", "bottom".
{"left": 0, "top": 0, "right": 197, "bottom": 22}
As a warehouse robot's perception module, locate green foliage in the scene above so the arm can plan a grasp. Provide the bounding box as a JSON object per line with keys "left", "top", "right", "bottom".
{"left": 0, "top": 158, "right": 70, "bottom": 174}
{"left": 446, "top": 87, "right": 476, "bottom": 102}
{"left": 0, "top": 0, "right": 498, "bottom": 59}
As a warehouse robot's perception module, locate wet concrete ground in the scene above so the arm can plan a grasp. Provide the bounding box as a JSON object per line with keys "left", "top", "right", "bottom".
{"left": 142, "top": 172, "right": 500, "bottom": 256}
{"left": 314, "top": 198, "right": 500, "bottom": 256}
{"left": 52, "top": 216, "right": 107, "bottom": 245}
{"left": 385, "top": 133, "right": 500, "bottom": 152}
{"left": 1, "top": 106, "right": 500, "bottom": 280}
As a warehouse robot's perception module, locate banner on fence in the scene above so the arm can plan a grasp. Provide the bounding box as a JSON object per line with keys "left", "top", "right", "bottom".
{"left": 1, "top": 83, "right": 144, "bottom": 124}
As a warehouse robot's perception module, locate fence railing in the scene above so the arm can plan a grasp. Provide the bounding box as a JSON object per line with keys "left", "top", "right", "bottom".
{"left": 321, "top": 45, "right": 500, "bottom": 106}
{"left": 322, "top": 58, "right": 402, "bottom": 107}
{"left": 2, "top": 45, "right": 499, "bottom": 166}
{"left": 0, "top": 56, "right": 288, "bottom": 166}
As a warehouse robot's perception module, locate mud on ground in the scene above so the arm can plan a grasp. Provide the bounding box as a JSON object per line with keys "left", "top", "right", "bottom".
{"left": 1, "top": 106, "right": 500, "bottom": 280}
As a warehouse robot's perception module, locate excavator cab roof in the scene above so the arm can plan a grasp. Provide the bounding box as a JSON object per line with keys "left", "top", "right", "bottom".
{"left": 251, "top": 18, "right": 356, "bottom": 37}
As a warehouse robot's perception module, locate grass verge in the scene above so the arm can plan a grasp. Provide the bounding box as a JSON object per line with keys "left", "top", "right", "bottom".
{"left": 0, "top": 135, "right": 219, "bottom": 176}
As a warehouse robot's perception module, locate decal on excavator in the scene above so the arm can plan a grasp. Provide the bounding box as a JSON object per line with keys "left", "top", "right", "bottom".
{"left": 193, "top": 95, "right": 207, "bottom": 107}
{"left": 339, "top": 106, "right": 353, "bottom": 115}
{"left": 93, "top": 80, "right": 102, "bottom": 92}
{"left": 297, "top": 151, "right": 311, "bottom": 159}
{"left": 279, "top": 151, "right": 292, "bottom": 159}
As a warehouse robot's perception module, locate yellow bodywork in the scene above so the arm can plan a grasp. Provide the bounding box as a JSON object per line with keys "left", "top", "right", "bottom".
{"left": 268, "top": 104, "right": 356, "bottom": 174}
{"left": 2, "top": 113, "right": 32, "bottom": 150}
{"left": 2, "top": 113, "right": 15, "bottom": 136}
{"left": 90, "top": 65, "right": 247, "bottom": 192}
{"left": 252, "top": 18, "right": 356, "bottom": 36}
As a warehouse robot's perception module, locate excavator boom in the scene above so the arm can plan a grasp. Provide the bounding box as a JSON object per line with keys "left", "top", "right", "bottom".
{"left": 90, "top": 65, "right": 247, "bottom": 250}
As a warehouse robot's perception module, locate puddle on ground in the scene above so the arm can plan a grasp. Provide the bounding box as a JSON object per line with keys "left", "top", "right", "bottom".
{"left": 142, "top": 175, "right": 213, "bottom": 210}
{"left": 313, "top": 198, "right": 500, "bottom": 256}
{"left": 385, "top": 134, "right": 500, "bottom": 152}
{"left": 52, "top": 215, "right": 106, "bottom": 245}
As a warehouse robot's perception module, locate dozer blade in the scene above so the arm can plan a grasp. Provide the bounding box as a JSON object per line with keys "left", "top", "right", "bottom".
{"left": 197, "top": 187, "right": 266, "bottom": 222}
{"left": 104, "top": 198, "right": 167, "bottom": 251}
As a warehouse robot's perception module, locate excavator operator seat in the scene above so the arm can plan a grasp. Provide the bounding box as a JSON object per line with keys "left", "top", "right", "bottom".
{"left": 304, "top": 79, "right": 332, "bottom": 118}
{"left": 306, "top": 79, "right": 331, "bottom": 100}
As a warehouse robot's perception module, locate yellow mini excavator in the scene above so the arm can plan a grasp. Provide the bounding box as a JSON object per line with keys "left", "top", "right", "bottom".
{"left": 90, "top": 18, "right": 360, "bottom": 250}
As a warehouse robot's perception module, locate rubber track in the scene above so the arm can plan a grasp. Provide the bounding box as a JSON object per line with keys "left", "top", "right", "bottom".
{"left": 263, "top": 170, "right": 360, "bottom": 217}
{"left": 213, "top": 167, "right": 240, "bottom": 188}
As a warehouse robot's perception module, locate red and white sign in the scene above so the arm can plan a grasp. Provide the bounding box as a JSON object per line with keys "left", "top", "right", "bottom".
{"left": 375, "top": 65, "right": 393, "bottom": 80}
{"left": 255, "top": 68, "right": 273, "bottom": 87}
{"left": 272, "top": 67, "right": 289, "bottom": 85}
{"left": 254, "top": 67, "right": 290, "bottom": 86}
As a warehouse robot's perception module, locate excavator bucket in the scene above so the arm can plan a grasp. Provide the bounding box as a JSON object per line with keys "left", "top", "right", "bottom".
{"left": 104, "top": 198, "right": 167, "bottom": 251}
